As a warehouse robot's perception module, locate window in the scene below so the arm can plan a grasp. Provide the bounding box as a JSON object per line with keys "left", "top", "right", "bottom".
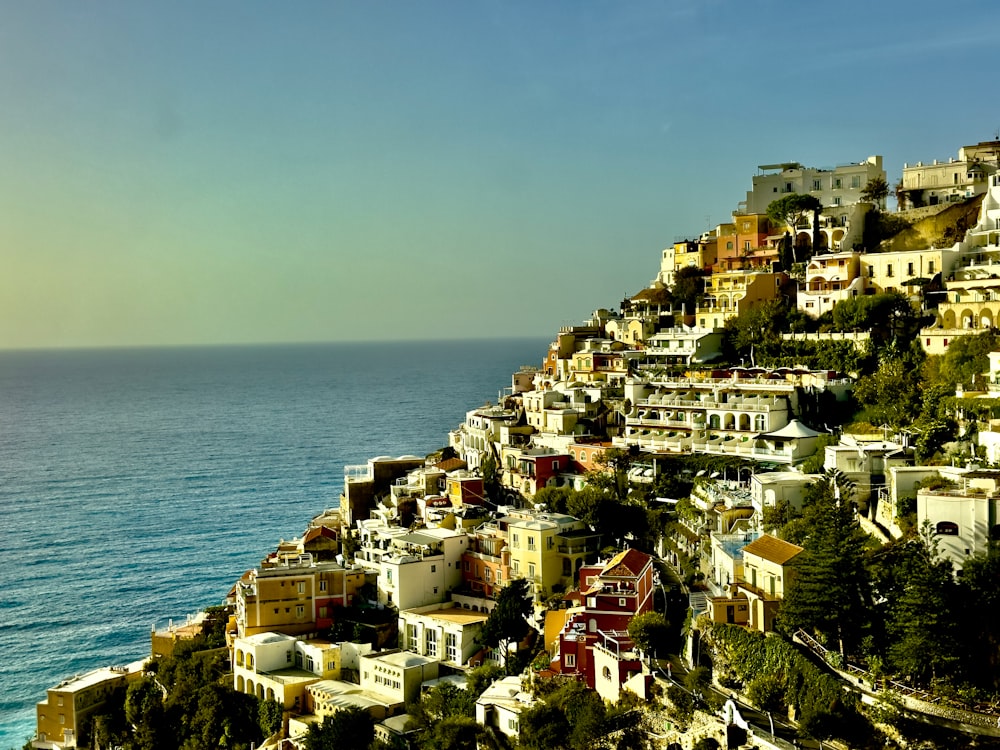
{"left": 744, "top": 240, "right": 751, "bottom": 252}
{"left": 296, "top": 605, "right": 304, "bottom": 618}
{"left": 528, "top": 563, "right": 536, "bottom": 579}
{"left": 408, "top": 624, "right": 419, "bottom": 651}
{"left": 726, "top": 241, "right": 733, "bottom": 250}
{"left": 512, "top": 534, "right": 519, "bottom": 548}
{"left": 426, "top": 629, "right": 438, "bottom": 657}
{"left": 833, "top": 196, "right": 842, "bottom": 206}
{"left": 446, "top": 632, "right": 458, "bottom": 661}
{"left": 485, "top": 568, "right": 492, "bottom": 582}
{"left": 464, "top": 560, "right": 470, "bottom": 572}
{"left": 619, "top": 598, "right": 627, "bottom": 607}
{"left": 929, "top": 260, "right": 935, "bottom": 273}
{"left": 907, "top": 262, "right": 914, "bottom": 275}
{"left": 431, "top": 564, "right": 436, "bottom": 573}
{"left": 496, "top": 570, "right": 502, "bottom": 584}
{"left": 319, "top": 580, "right": 327, "bottom": 592}
{"left": 812, "top": 179, "right": 821, "bottom": 190}
{"left": 851, "top": 175, "right": 861, "bottom": 188}
{"left": 565, "top": 653, "right": 576, "bottom": 667}
{"left": 886, "top": 264, "right": 893, "bottom": 277}
{"left": 286, "top": 650, "right": 292, "bottom": 663}
{"left": 527, "top": 536, "right": 536, "bottom": 551}
{"left": 936, "top": 521, "right": 959, "bottom": 535}
{"left": 297, "top": 581, "right": 305, "bottom": 594}
{"left": 603, "top": 666, "right": 612, "bottom": 680}
{"left": 834, "top": 178, "right": 842, "bottom": 189}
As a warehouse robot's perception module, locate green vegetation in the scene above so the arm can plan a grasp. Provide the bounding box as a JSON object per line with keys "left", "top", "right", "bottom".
{"left": 705, "top": 622, "right": 875, "bottom": 744}
{"left": 627, "top": 611, "right": 670, "bottom": 661}
{"left": 767, "top": 193, "right": 824, "bottom": 267}
{"left": 84, "top": 638, "right": 269, "bottom": 750}
{"left": 479, "top": 578, "right": 533, "bottom": 670}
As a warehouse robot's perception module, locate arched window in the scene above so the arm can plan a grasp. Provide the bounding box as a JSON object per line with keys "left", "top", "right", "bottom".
{"left": 936, "top": 521, "right": 959, "bottom": 536}
{"left": 603, "top": 666, "right": 612, "bottom": 681}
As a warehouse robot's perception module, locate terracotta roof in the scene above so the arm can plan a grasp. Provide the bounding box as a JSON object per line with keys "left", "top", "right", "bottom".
{"left": 742, "top": 534, "right": 803, "bottom": 566}
{"left": 435, "top": 457, "right": 468, "bottom": 472}
{"left": 303, "top": 526, "right": 338, "bottom": 544}
{"left": 600, "top": 548, "right": 652, "bottom": 578}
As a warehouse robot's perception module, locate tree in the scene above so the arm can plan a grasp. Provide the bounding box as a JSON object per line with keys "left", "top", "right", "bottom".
{"left": 885, "top": 525, "right": 960, "bottom": 685}
{"left": 722, "top": 298, "right": 794, "bottom": 364}
{"left": 670, "top": 266, "right": 707, "bottom": 314}
{"left": 479, "top": 578, "right": 533, "bottom": 669}
{"left": 853, "top": 354, "right": 923, "bottom": 428}
{"left": 779, "top": 479, "right": 872, "bottom": 659}
{"left": 588, "top": 446, "right": 636, "bottom": 504}
{"left": 305, "top": 706, "right": 375, "bottom": 750}
{"left": 258, "top": 697, "right": 284, "bottom": 739}
{"left": 860, "top": 176, "right": 889, "bottom": 209}
{"left": 958, "top": 549, "right": 1000, "bottom": 690}
{"left": 519, "top": 703, "right": 570, "bottom": 750}
{"left": 627, "top": 611, "right": 670, "bottom": 661}
{"left": 420, "top": 716, "right": 482, "bottom": 750}
{"left": 766, "top": 194, "right": 823, "bottom": 264}
{"left": 481, "top": 453, "right": 502, "bottom": 505}
{"left": 926, "top": 329, "right": 1000, "bottom": 390}
{"left": 125, "top": 677, "right": 170, "bottom": 750}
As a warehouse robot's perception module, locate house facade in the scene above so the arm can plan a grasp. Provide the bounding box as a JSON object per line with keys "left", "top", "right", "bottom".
{"left": 234, "top": 556, "right": 365, "bottom": 639}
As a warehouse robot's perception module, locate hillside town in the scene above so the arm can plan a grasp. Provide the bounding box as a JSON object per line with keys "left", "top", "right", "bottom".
{"left": 30, "top": 139, "right": 1000, "bottom": 750}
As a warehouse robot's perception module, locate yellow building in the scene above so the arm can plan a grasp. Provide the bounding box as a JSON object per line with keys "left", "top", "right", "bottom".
{"left": 234, "top": 557, "right": 365, "bottom": 638}
{"left": 696, "top": 270, "right": 788, "bottom": 329}
{"left": 739, "top": 534, "right": 802, "bottom": 632}
{"left": 234, "top": 632, "right": 345, "bottom": 709}
{"left": 34, "top": 664, "right": 143, "bottom": 749}
{"left": 862, "top": 247, "right": 949, "bottom": 296}
{"left": 503, "top": 511, "right": 598, "bottom": 600}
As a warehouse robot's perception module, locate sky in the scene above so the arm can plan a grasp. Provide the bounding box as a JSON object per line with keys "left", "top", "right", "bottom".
{"left": 2, "top": 1, "right": 999, "bottom": 349}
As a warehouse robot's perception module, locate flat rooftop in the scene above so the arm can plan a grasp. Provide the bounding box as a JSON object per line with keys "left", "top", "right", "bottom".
{"left": 411, "top": 607, "right": 488, "bottom": 626}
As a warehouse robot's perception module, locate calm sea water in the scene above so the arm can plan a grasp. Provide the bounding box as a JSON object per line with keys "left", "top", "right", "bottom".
{"left": 0, "top": 339, "right": 546, "bottom": 747}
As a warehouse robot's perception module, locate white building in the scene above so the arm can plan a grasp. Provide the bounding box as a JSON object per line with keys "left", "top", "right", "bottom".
{"left": 359, "top": 650, "right": 440, "bottom": 706}
{"left": 740, "top": 156, "right": 885, "bottom": 218}
{"left": 901, "top": 140, "right": 1000, "bottom": 208}
{"left": 398, "top": 603, "right": 489, "bottom": 666}
{"left": 750, "top": 472, "right": 822, "bottom": 517}
{"left": 379, "top": 527, "right": 469, "bottom": 610}
{"left": 475, "top": 675, "right": 536, "bottom": 741}
{"left": 917, "top": 471, "right": 1000, "bottom": 567}
{"left": 643, "top": 327, "right": 724, "bottom": 366}
{"left": 233, "top": 632, "right": 345, "bottom": 708}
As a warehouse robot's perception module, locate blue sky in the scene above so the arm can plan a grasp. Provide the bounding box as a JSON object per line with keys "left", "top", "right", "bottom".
{"left": 2, "top": 1, "right": 998, "bottom": 348}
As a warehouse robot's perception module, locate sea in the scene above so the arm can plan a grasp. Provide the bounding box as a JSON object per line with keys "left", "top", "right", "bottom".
{"left": 0, "top": 338, "right": 547, "bottom": 748}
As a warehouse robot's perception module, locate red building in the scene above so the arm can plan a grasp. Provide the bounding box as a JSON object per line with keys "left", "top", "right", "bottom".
{"left": 552, "top": 548, "right": 655, "bottom": 687}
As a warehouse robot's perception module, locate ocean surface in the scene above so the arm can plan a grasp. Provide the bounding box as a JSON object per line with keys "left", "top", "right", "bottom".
{"left": 0, "top": 338, "right": 546, "bottom": 747}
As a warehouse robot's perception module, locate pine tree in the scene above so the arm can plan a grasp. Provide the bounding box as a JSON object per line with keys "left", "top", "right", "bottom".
{"left": 779, "top": 479, "right": 871, "bottom": 659}
{"left": 886, "top": 526, "right": 960, "bottom": 684}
